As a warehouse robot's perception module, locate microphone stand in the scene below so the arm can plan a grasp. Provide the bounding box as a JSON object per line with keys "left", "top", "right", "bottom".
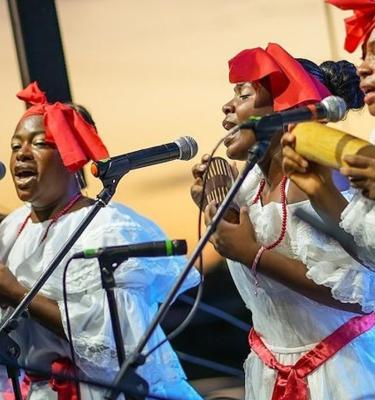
{"left": 105, "top": 141, "right": 269, "bottom": 400}
{"left": 0, "top": 333, "right": 22, "bottom": 400}
{"left": 98, "top": 253, "right": 148, "bottom": 400}
{"left": 0, "top": 162, "right": 146, "bottom": 399}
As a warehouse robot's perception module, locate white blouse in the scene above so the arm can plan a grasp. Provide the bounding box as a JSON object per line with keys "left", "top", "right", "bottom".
{"left": 227, "top": 165, "right": 375, "bottom": 400}
{"left": 340, "top": 191, "right": 375, "bottom": 271}
{"left": 0, "top": 202, "right": 202, "bottom": 400}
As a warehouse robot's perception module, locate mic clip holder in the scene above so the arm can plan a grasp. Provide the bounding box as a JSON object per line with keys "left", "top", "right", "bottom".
{"left": 240, "top": 114, "right": 284, "bottom": 143}
{"left": 104, "top": 140, "right": 269, "bottom": 400}
{"left": 92, "top": 157, "right": 132, "bottom": 186}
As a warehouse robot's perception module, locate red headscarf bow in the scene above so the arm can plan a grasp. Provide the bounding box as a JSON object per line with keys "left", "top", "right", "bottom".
{"left": 228, "top": 43, "right": 331, "bottom": 111}
{"left": 17, "top": 82, "right": 109, "bottom": 173}
{"left": 326, "top": 0, "right": 375, "bottom": 53}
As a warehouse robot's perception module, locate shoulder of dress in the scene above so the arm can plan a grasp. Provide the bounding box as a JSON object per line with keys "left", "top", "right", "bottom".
{"left": 0, "top": 205, "right": 30, "bottom": 227}
{"left": 88, "top": 202, "right": 166, "bottom": 238}
{"left": 238, "top": 165, "right": 264, "bottom": 198}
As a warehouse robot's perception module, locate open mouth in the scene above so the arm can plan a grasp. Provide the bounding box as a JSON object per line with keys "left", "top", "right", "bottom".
{"left": 16, "top": 170, "right": 36, "bottom": 178}
{"left": 361, "top": 85, "right": 375, "bottom": 101}
{"left": 222, "top": 119, "right": 237, "bottom": 131}
{"left": 14, "top": 166, "right": 38, "bottom": 187}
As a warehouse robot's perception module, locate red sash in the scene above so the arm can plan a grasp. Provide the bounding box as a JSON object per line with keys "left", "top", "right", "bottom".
{"left": 3, "top": 358, "right": 79, "bottom": 400}
{"left": 249, "top": 313, "right": 375, "bottom": 400}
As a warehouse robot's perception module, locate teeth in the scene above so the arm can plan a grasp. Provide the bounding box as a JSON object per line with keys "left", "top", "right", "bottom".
{"left": 17, "top": 172, "right": 35, "bottom": 176}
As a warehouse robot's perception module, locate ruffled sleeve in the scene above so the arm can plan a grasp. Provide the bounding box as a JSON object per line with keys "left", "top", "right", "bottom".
{"left": 57, "top": 203, "right": 201, "bottom": 397}
{"left": 0, "top": 206, "right": 30, "bottom": 263}
{"left": 58, "top": 286, "right": 199, "bottom": 396}
{"left": 290, "top": 203, "right": 375, "bottom": 314}
{"left": 340, "top": 191, "right": 375, "bottom": 271}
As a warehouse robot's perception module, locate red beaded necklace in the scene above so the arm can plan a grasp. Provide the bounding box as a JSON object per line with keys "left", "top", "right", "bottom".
{"left": 250, "top": 175, "right": 288, "bottom": 291}
{"left": 251, "top": 175, "right": 288, "bottom": 250}
{"left": 17, "top": 192, "right": 83, "bottom": 244}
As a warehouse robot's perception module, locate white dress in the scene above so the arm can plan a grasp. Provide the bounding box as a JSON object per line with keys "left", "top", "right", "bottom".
{"left": 0, "top": 202, "right": 202, "bottom": 400}
{"left": 340, "top": 191, "right": 375, "bottom": 271}
{"left": 227, "top": 165, "right": 375, "bottom": 400}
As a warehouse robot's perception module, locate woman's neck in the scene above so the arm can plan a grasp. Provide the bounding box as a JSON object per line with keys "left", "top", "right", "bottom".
{"left": 258, "top": 139, "right": 284, "bottom": 189}
{"left": 30, "top": 187, "right": 82, "bottom": 223}
{"left": 265, "top": 156, "right": 284, "bottom": 189}
{"left": 256, "top": 140, "right": 286, "bottom": 205}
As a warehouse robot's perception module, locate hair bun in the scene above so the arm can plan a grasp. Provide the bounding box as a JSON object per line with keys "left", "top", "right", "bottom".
{"left": 319, "top": 60, "right": 364, "bottom": 110}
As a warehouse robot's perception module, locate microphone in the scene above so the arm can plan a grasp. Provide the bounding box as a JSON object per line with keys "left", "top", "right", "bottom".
{"left": 293, "top": 122, "right": 375, "bottom": 169}
{"left": 72, "top": 239, "right": 188, "bottom": 259}
{"left": 240, "top": 96, "right": 347, "bottom": 141}
{"left": 0, "top": 162, "right": 6, "bottom": 180}
{"left": 91, "top": 136, "right": 198, "bottom": 179}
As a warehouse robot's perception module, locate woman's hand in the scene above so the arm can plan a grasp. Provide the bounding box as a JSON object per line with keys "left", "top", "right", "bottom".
{"left": 0, "top": 264, "right": 25, "bottom": 307}
{"left": 281, "top": 132, "right": 334, "bottom": 199}
{"left": 341, "top": 154, "right": 375, "bottom": 200}
{"left": 204, "top": 202, "right": 259, "bottom": 265}
{"left": 190, "top": 154, "right": 238, "bottom": 208}
{"left": 282, "top": 131, "right": 348, "bottom": 221}
{"left": 191, "top": 154, "right": 211, "bottom": 207}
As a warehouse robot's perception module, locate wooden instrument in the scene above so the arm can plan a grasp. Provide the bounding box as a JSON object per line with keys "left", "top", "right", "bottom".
{"left": 203, "top": 157, "right": 239, "bottom": 224}
{"left": 293, "top": 122, "right": 375, "bottom": 169}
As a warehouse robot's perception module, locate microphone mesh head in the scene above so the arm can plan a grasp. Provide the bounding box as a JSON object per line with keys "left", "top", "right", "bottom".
{"left": 175, "top": 136, "right": 198, "bottom": 160}
{"left": 321, "top": 96, "right": 347, "bottom": 122}
{"left": 0, "top": 162, "right": 6, "bottom": 180}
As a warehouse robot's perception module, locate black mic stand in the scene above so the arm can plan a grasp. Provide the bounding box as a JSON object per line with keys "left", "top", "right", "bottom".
{"left": 105, "top": 141, "right": 269, "bottom": 400}
{"left": 98, "top": 253, "right": 148, "bottom": 400}
{"left": 0, "top": 333, "right": 22, "bottom": 400}
{"left": 0, "top": 161, "right": 146, "bottom": 399}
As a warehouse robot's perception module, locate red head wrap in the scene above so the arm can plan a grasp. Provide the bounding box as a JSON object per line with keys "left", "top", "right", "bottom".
{"left": 16, "top": 82, "right": 109, "bottom": 173}
{"left": 228, "top": 43, "right": 331, "bottom": 111}
{"left": 326, "top": 0, "right": 375, "bottom": 53}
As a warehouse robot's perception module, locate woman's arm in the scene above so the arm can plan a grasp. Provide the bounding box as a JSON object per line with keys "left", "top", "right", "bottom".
{"left": 257, "top": 248, "right": 363, "bottom": 313}
{"left": 205, "top": 204, "right": 364, "bottom": 314}
{"left": 0, "top": 264, "right": 66, "bottom": 338}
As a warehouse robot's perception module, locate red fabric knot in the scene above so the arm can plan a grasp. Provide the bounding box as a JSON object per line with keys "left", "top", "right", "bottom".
{"left": 228, "top": 43, "right": 331, "bottom": 112}
{"left": 249, "top": 312, "right": 375, "bottom": 400}
{"left": 2, "top": 358, "right": 79, "bottom": 400}
{"left": 49, "top": 358, "right": 79, "bottom": 400}
{"left": 326, "top": 0, "right": 375, "bottom": 52}
{"left": 17, "top": 81, "right": 48, "bottom": 106}
{"left": 16, "top": 81, "right": 109, "bottom": 172}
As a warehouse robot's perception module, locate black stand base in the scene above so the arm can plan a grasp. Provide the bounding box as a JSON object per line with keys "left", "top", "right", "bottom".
{"left": 0, "top": 331, "right": 22, "bottom": 400}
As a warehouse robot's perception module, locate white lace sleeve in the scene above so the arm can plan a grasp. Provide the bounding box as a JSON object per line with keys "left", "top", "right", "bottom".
{"left": 340, "top": 191, "right": 375, "bottom": 271}
{"left": 56, "top": 205, "right": 202, "bottom": 398}
{"left": 290, "top": 209, "right": 375, "bottom": 313}
{"left": 58, "top": 286, "right": 196, "bottom": 395}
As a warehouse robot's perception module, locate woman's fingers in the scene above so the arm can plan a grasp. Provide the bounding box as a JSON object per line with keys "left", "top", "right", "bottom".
{"left": 282, "top": 145, "right": 308, "bottom": 168}
{"left": 343, "top": 154, "right": 375, "bottom": 169}
{"left": 349, "top": 179, "right": 367, "bottom": 189}
{"left": 204, "top": 201, "right": 217, "bottom": 226}
{"left": 281, "top": 132, "right": 296, "bottom": 147}
{"left": 191, "top": 154, "right": 211, "bottom": 179}
{"left": 190, "top": 178, "right": 204, "bottom": 206}
{"left": 282, "top": 146, "right": 308, "bottom": 175}
{"left": 340, "top": 165, "right": 372, "bottom": 179}
{"left": 192, "top": 163, "right": 207, "bottom": 179}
